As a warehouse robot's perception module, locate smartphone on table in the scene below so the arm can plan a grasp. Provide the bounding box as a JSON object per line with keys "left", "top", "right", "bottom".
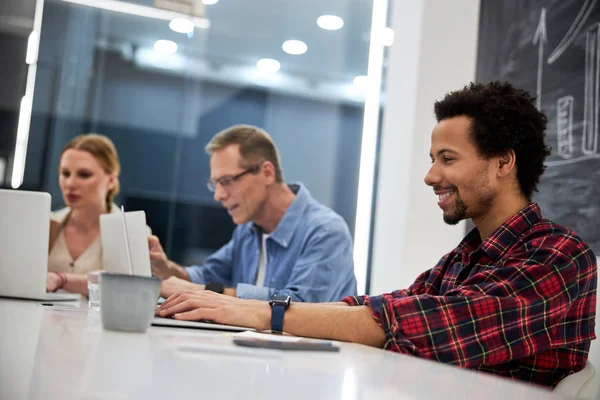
{"left": 233, "top": 338, "right": 340, "bottom": 352}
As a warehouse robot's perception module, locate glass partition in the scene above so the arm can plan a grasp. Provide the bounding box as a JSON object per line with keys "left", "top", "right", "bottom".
{"left": 6, "top": 0, "right": 390, "bottom": 293}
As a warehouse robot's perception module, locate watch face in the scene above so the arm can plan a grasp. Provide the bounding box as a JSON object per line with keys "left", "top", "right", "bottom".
{"left": 269, "top": 294, "right": 291, "bottom": 307}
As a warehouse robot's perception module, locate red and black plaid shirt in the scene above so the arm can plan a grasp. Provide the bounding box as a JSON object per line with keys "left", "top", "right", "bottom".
{"left": 343, "top": 203, "right": 597, "bottom": 387}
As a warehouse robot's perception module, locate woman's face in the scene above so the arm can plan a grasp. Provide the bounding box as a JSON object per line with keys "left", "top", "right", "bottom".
{"left": 58, "top": 149, "right": 115, "bottom": 211}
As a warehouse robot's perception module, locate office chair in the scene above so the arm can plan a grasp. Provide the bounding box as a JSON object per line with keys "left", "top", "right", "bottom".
{"left": 553, "top": 361, "right": 598, "bottom": 400}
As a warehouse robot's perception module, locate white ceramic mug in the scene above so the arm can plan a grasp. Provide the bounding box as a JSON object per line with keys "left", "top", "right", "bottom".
{"left": 99, "top": 273, "right": 161, "bottom": 332}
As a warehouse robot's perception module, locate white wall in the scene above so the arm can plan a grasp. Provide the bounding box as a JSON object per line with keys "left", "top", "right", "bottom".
{"left": 370, "top": 0, "right": 481, "bottom": 294}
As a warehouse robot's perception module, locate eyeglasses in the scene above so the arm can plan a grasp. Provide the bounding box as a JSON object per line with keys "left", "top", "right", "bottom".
{"left": 206, "top": 165, "right": 260, "bottom": 192}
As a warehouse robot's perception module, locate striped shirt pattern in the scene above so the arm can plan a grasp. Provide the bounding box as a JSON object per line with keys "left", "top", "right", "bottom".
{"left": 343, "top": 203, "right": 597, "bottom": 387}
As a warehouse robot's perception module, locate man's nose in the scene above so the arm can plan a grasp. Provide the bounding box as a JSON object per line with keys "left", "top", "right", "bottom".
{"left": 424, "top": 163, "right": 441, "bottom": 187}
{"left": 214, "top": 183, "right": 227, "bottom": 202}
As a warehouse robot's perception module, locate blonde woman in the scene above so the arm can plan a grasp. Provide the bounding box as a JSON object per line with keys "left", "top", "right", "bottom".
{"left": 46, "top": 134, "right": 120, "bottom": 295}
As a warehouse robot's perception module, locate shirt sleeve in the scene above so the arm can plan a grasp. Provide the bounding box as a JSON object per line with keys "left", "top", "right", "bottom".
{"left": 356, "top": 246, "right": 590, "bottom": 369}
{"left": 185, "top": 235, "right": 235, "bottom": 285}
{"left": 236, "top": 283, "right": 271, "bottom": 301}
{"left": 342, "top": 258, "right": 445, "bottom": 305}
{"left": 237, "top": 219, "right": 355, "bottom": 302}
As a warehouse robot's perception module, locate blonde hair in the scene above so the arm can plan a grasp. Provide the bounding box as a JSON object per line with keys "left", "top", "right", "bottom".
{"left": 61, "top": 134, "right": 121, "bottom": 211}
{"left": 205, "top": 125, "right": 284, "bottom": 183}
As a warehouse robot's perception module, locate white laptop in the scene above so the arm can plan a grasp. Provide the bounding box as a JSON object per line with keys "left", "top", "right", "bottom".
{"left": 100, "top": 210, "right": 151, "bottom": 276}
{"left": 100, "top": 208, "right": 249, "bottom": 332}
{"left": 0, "top": 189, "right": 80, "bottom": 301}
{"left": 151, "top": 317, "right": 252, "bottom": 332}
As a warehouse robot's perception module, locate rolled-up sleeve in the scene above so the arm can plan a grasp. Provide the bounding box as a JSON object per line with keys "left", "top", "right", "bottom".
{"left": 356, "top": 250, "right": 585, "bottom": 369}
{"left": 342, "top": 266, "right": 438, "bottom": 306}
{"left": 236, "top": 283, "right": 270, "bottom": 301}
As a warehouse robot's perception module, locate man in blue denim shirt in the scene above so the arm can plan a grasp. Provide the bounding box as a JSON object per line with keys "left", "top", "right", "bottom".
{"left": 149, "top": 124, "right": 357, "bottom": 302}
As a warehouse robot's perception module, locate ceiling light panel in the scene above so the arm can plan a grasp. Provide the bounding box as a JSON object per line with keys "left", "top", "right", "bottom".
{"left": 154, "top": 39, "right": 178, "bottom": 54}
{"left": 169, "top": 18, "right": 194, "bottom": 33}
{"left": 256, "top": 58, "right": 281, "bottom": 73}
{"left": 282, "top": 40, "right": 308, "bottom": 55}
{"left": 317, "top": 15, "right": 344, "bottom": 30}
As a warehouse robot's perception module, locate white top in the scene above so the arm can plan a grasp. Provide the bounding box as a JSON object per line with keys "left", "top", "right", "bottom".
{"left": 255, "top": 233, "right": 269, "bottom": 287}
{"left": 47, "top": 227, "right": 102, "bottom": 275}
{"left": 47, "top": 204, "right": 119, "bottom": 275}
{"left": 0, "top": 298, "right": 563, "bottom": 400}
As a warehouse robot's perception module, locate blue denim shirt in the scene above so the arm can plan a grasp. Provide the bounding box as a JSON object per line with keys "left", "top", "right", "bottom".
{"left": 185, "top": 183, "right": 357, "bottom": 302}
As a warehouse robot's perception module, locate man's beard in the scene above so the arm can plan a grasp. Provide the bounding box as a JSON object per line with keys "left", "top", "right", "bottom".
{"left": 443, "top": 195, "right": 468, "bottom": 225}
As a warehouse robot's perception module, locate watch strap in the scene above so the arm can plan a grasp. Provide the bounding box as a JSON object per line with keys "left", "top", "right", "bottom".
{"left": 271, "top": 303, "right": 286, "bottom": 333}
{"left": 205, "top": 282, "right": 224, "bottom": 294}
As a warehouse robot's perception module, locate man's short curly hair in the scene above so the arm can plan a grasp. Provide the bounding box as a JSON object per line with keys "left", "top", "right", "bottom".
{"left": 434, "top": 81, "right": 551, "bottom": 200}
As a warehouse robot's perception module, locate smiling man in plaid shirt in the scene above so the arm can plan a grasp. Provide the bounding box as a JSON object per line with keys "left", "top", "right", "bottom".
{"left": 157, "top": 81, "right": 597, "bottom": 387}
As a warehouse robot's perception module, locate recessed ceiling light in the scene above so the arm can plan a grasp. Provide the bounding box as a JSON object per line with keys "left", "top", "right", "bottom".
{"left": 317, "top": 15, "right": 344, "bottom": 31}
{"left": 383, "top": 27, "right": 394, "bottom": 47}
{"left": 353, "top": 75, "right": 368, "bottom": 89}
{"left": 169, "top": 18, "right": 194, "bottom": 34}
{"left": 154, "top": 39, "right": 178, "bottom": 54}
{"left": 282, "top": 40, "right": 308, "bottom": 55}
{"left": 202, "top": 0, "right": 219, "bottom": 5}
{"left": 256, "top": 58, "right": 281, "bottom": 73}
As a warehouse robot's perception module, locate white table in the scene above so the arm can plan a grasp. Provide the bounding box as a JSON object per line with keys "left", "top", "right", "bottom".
{"left": 0, "top": 298, "right": 565, "bottom": 400}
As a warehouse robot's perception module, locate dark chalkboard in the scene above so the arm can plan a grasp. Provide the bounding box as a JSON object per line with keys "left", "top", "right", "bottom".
{"left": 477, "top": 0, "right": 600, "bottom": 253}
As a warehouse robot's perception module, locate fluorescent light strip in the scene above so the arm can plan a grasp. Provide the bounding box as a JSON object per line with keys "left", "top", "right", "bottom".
{"left": 12, "top": 94, "right": 34, "bottom": 188}
{"left": 12, "top": 0, "right": 45, "bottom": 189}
{"left": 353, "top": 0, "right": 389, "bottom": 295}
{"left": 25, "top": 31, "right": 39, "bottom": 64}
{"left": 61, "top": 0, "right": 210, "bottom": 29}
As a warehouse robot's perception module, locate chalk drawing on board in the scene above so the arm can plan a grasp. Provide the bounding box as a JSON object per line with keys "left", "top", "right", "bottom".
{"left": 557, "top": 96, "right": 574, "bottom": 159}
{"left": 533, "top": 8, "right": 547, "bottom": 110}
{"left": 547, "top": 0, "right": 598, "bottom": 64}
{"left": 546, "top": 154, "right": 600, "bottom": 167}
{"left": 584, "top": 22, "right": 600, "bottom": 156}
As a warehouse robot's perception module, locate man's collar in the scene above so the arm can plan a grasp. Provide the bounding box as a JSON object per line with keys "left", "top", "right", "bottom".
{"left": 458, "top": 203, "right": 543, "bottom": 260}
{"left": 251, "top": 183, "right": 310, "bottom": 247}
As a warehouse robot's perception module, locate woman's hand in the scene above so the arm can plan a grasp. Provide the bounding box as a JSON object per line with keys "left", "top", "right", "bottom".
{"left": 46, "top": 271, "right": 65, "bottom": 292}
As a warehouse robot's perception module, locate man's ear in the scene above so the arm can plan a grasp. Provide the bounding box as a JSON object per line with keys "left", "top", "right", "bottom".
{"left": 497, "top": 149, "right": 516, "bottom": 178}
{"left": 262, "top": 161, "right": 276, "bottom": 184}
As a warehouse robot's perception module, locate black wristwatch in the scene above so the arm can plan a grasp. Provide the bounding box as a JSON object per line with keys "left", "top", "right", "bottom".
{"left": 269, "top": 294, "right": 291, "bottom": 334}
{"left": 205, "top": 282, "right": 224, "bottom": 294}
